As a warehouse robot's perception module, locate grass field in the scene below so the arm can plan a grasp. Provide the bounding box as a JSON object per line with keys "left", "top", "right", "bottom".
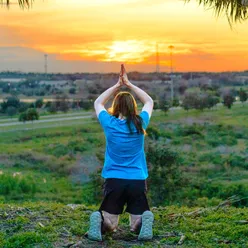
{"left": 0, "top": 100, "right": 248, "bottom": 247}
{"left": 0, "top": 104, "right": 247, "bottom": 206}
{"left": 0, "top": 201, "right": 247, "bottom": 248}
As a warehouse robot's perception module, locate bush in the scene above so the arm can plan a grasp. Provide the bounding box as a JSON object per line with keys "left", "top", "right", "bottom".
{"left": 6, "top": 106, "right": 17, "bottom": 117}
{"left": 0, "top": 174, "right": 37, "bottom": 196}
{"left": 176, "top": 124, "right": 203, "bottom": 136}
{"left": 146, "top": 142, "right": 185, "bottom": 205}
{"left": 198, "top": 152, "right": 223, "bottom": 165}
{"left": 69, "top": 87, "right": 76, "bottom": 94}
{"left": 35, "top": 99, "right": 44, "bottom": 108}
{"left": 79, "top": 100, "right": 93, "bottom": 110}
{"left": 225, "top": 154, "right": 247, "bottom": 168}
{"left": 46, "top": 144, "right": 69, "bottom": 158}
{"left": 146, "top": 126, "right": 160, "bottom": 140}
{"left": 223, "top": 94, "right": 235, "bottom": 109}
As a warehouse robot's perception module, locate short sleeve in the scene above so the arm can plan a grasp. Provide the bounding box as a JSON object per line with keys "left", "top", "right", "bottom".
{"left": 98, "top": 110, "right": 112, "bottom": 129}
{"left": 139, "top": 111, "right": 150, "bottom": 130}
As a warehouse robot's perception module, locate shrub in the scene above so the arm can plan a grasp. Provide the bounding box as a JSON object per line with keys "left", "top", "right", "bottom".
{"left": 0, "top": 174, "right": 37, "bottom": 196}
{"left": 146, "top": 141, "right": 186, "bottom": 205}
{"left": 176, "top": 124, "right": 203, "bottom": 136}
{"left": 223, "top": 94, "right": 235, "bottom": 109}
{"left": 225, "top": 154, "right": 247, "bottom": 168}
{"left": 146, "top": 126, "right": 160, "bottom": 140}
{"left": 198, "top": 152, "right": 223, "bottom": 165}
{"left": 18, "top": 108, "right": 39, "bottom": 122}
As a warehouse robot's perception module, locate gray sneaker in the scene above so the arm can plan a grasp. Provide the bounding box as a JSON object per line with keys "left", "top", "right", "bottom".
{"left": 138, "top": 211, "right": 154, "bottom": 241}
{"left": 87, "top": 211, "right": 102, "bottom": 241}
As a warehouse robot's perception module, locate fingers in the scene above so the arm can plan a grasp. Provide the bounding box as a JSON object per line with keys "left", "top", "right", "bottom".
{"left": 122, "top": 64, "right": 126, "bottom": 74}
{"left": 118, "top": 64, "right": 128, "bottom": 86}
{"left": 121, "top": 64, "right": 125, "bottom": 76}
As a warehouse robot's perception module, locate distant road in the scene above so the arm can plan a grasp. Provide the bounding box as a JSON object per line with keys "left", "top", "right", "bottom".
{"left": 0, "top": 115, "right": 93, "bottom": 127}
{"left": 0, "top": 112, "right": 94, "bottom": 123}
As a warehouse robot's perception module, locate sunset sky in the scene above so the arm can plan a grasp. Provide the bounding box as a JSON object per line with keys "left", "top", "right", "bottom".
{"left": 1, "top": 0, "right": 248, "bottom": 73}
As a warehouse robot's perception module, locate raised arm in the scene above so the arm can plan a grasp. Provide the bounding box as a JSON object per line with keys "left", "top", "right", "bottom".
{"left": 94, "top": 76, "right": 122, "bottom": 117}
{"left": 122, "top": 66, "right": 154, "bottom": 118}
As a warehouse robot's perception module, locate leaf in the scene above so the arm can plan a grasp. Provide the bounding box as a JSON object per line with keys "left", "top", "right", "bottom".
{"left": 235, "top": 220, "right": 248, "bottom": 224}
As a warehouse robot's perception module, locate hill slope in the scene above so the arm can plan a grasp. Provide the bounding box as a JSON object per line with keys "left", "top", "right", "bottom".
{"left": 0, "top": 199, "right": 247, "bottom": 248}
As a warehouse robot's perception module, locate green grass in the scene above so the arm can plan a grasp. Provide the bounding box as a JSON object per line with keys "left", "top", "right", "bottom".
{"left": 152, "top": 104, "right": 248, "bottom": 127}
{"left": 0, "top": 202, "right": 247, "bottom": 248}
{"left": 0, "top": 104, "right": 248, "bottom": 206}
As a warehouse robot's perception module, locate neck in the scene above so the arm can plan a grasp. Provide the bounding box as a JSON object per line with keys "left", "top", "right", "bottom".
{"left": 118, "top": 113, "right": 126, "bottom": 120}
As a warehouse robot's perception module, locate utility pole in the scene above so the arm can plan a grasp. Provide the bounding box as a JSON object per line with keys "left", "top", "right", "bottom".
{"left": 168, "top": 45, "right": 175, "bottom": 103}
{"left": 156, "top": 43, "right": 160, "bottom": 74}
{"left": 44, "top": 54, "right": 48, "bottom": 76}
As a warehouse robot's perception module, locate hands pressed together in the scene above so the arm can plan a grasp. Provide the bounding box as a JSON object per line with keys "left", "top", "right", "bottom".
{"left": 116, "top": 64, "right": 132, "bottom": 88}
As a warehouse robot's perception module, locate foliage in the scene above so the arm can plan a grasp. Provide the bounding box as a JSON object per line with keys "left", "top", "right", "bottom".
{"left": 146, "top": 141, "right": 185, "bottom": 206}
{"left": 54, "top": 94, "right": 70, "bottom": 112}
{"left": 0, "top": 96, "right": 20, "bottom": 113}
{"left": 158, "top": 99, "right": 170, "bottom": 113}
{"left": 79, "top": 100, "right": 93, "bottom": 110}
{"left": 239, "top": 88, "right": 248, "bottom": 104}
{"left": 223, "top": 93, "right": 235, "bottom": 109}
{"left": 0, "top": 173, "right": 37, "bottom": 197}
{"left": 182, "top": 92, "right": 218, "bottom": 111}
{"left": 35, "top": 98, "right": 44, "bottom": 108}
{"left": 6, "top": 106, "right": 17, "bottom": 117}
{"left": 69, "top": 87, "right": 76, "bottom": 94}
{"left": 18, "top": 108, "right": 39, "bottom": 122}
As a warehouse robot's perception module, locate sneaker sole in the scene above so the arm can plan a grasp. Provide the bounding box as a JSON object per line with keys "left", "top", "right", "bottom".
{"left": 138, "top": 211, "right": 154, "bottom": 241}
{"left": 88, "top": 211, "right": 102, "bottom": 241}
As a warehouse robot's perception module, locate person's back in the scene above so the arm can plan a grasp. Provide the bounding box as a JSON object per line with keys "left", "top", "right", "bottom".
{"left": 87, "top": 64, "right": 154, "bottom": 242}
{"left": 99, "top": 108, "right": 149, "bottom": 179}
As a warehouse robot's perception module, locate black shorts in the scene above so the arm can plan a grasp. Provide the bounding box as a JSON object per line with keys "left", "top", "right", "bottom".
{"left": 99, "top": 178, "right": 150, "bottom": 215}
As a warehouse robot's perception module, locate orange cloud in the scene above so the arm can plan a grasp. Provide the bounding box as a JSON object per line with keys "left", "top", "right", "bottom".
{"left": 1, "top": 0, "right": 248, "bottom": 72}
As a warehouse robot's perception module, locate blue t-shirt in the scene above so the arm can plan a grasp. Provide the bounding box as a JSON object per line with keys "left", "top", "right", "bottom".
{"left": 98, "top": 110, "right": 150, "bottom": 180}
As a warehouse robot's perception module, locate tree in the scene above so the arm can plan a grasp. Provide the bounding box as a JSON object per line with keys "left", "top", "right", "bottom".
{"left": 182, "top": 93, "right": 198, "bottom": 111}
{"left": 18, "top": 102, "right": 29, "bottom": 113}
{"left": 53, "top": 94, "right": 70, "bottom": 112}
{"left": 26, "top": 108, "right": 39, "bottom": 122}
{"left": 48, "top": 103, "right": 57, "bottom": 113}
{"left": 0, "top": 96, "right": 20, "bottom": 113}
{"left": 35, "top": 99, "right": 44, "bottom": 108}
{"left": 58, "top": 94, "right": 70, "bottom": 112}
{"left": 79, "top": 100, "right": 92, "bottom": 111}
{"left": 19, "top": 108, "right": 39, "bottom": 123}
{"left": 172, "top": 98, "right": 180, "bottom": 107}
{"left": 206, "top": 95, "right": 219, "bottom": 109}
{"left": 223, "top": 94, "right": 235, "bottom": 109}
{"left": 6, "top": 106, "right": 17, "bottom": 118}
{"left": 2, "top": 0, "right": 248, "bottom": 23}
{"left": 186, "top": 0, "right": 248, "bottom": 24}
{"left": 239, "top": 88, "right": 248, "bottom": 106}
{"left": 19, "top": 112, "right": 28, "bottom": 123}
{"left": 182, "top": 92, "right": 219, "bottom": 111}
{"left": 69, "top": 88, "right": 76, "bottom": 94}
{"left": 159, "top": 99, "right": 170, "bottom": 113}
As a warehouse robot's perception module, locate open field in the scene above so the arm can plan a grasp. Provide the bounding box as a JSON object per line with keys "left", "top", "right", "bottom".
{"left": 0, "top": 103, "right": 247, "bottom": 207}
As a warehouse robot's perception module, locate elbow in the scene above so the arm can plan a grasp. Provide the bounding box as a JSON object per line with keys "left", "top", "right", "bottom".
{"left": 94, "top": 100, "right": 103, "bottom": 109}
{"left": 146, "top": 97, "right": 154, "bottom": 106}
{"left": 94, "top": 100, "right": 99, "bottom": 109}
{"left": 150, "top": 99, "right": 154, "bottom": 108}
